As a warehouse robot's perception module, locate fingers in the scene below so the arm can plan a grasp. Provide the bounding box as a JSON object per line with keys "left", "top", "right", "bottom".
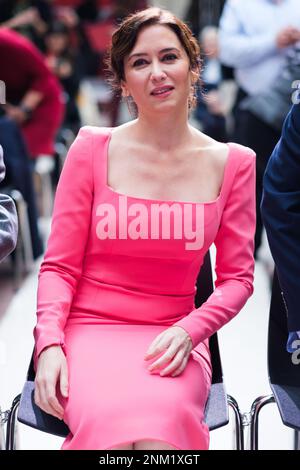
{"left": 34, "top": 375, "right": 64, "bottom": 420}
{"left": 170, "top": 355, "right": 190, "bottom": 377}
{"left": 159, "top": 347, "right": 187, "bottom": 377}
{"left": 145, "top": 326, "right": 188, "bottom": 360}
{"left": 147, "top": 343, "right": 190, "bottom": 377}
{"left": 60, "top": 361, "right": 69, "bottom": 398}
{"left": 46, "top": 383, "right": 64, "bottom": 418}
{"left": 147, "top": 342, "right": 178, "bottom": 373}
{"left": 144, "top": 327, "right": 193, "bottom": 377}
{"left": 144, "top": 331, "right": 167, "bottom": 359}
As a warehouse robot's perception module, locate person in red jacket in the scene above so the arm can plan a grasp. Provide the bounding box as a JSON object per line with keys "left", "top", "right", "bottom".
{"left": 0, "top": 27, "right": 65, "bottom": 160}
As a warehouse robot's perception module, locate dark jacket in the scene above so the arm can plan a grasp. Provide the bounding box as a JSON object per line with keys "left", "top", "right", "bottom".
{"left": 0, "top": 145, "right": 18, "bottom": 261}
{"left": 261, "top": 103, "right": 300, "bottom": 331}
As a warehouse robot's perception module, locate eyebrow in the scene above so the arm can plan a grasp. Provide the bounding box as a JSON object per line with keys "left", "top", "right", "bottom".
{"left": 127, "top": 47, "right": 180, "bottom": 62}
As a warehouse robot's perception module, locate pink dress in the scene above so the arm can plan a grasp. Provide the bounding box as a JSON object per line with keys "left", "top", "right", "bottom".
{"left": 33, "top": 126, "right": 256, "bottom": 450}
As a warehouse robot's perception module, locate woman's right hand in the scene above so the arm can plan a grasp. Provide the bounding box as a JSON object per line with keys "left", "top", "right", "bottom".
{"left": 34, "top": 345, "right": 69, "bottom": 420}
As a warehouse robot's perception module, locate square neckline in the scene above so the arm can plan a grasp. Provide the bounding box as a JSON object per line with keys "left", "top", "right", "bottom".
{"left": 104, "top": 127, "right": 233, "bottom": 205}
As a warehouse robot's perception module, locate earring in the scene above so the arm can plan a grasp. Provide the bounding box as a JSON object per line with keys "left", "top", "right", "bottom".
{"left": 188, "top": 83, "right": 198, "bottom": 110}
{"left": 124, "top": 94, "right": 137, "bottom": 118}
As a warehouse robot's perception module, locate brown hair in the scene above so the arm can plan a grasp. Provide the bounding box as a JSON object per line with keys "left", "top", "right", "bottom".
{"left": 104, "top": 7, "right": 201, "bottom": 115}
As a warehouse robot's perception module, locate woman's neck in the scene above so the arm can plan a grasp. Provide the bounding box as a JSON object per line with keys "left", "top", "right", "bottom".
{"left": 132, "top": 112, "right": 193, "bottom": 152}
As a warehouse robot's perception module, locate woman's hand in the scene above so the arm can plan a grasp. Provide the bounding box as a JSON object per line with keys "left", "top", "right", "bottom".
{"left": 144, "top": 326, "right": 193, "bottom": 377}
{"left": 34, "top": 345, "right": 69, "bottom": 420}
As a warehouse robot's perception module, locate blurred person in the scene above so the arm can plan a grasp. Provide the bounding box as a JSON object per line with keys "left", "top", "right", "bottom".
{"left": 45, "top": 21, "right": 82, "bottom": 134}
{"left": 194, "top": 26, "right": 227, "bottom": 142}
{"left": 0, "top": 116, "right": 44, "bottom": 259}
{"left": 0, "top": 145, "right": 18, "bottom": 262}
{"left": 113, "top": 0, "right": 149, "bottom": 21}
{"left": 33, "top": 7, "right": 255, "bottom": 451}
{"left": 219, "top": 0, "right": 300, "bottom": 257}
{"left": 261, "top": 99, "right": 300, "bottom": 353}
{"left": 0, "top": 27, "right": 65, "bottom": 161}
{"left": 239, "top": 45, "right": 300, "bottom": 258}
{"left": 240, "top": 46, "right": 300, "bottom": 137}
{"left": 185, "top": 0, "right": 226, "bottom": 39}
{"left": 0, "top": 0, "right": 54, "bottom": 50}
{"left": 219, "top": 0, "right": 300, "bottom": 126}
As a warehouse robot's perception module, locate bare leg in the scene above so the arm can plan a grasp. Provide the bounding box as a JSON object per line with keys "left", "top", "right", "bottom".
{"left": 133, "top": 439, "right": 178, "bottom": 450}
{"left": 107, "top": 442, "right": 134, "bottom": 450}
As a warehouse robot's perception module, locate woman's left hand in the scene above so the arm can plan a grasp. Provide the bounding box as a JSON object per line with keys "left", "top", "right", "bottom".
{"left": 144, "top": 326, "right": 193, "bottom": 377}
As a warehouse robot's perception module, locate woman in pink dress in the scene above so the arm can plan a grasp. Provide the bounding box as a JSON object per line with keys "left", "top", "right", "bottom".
{"left": 33, "top": 7, "right": 256, "bottom": 450}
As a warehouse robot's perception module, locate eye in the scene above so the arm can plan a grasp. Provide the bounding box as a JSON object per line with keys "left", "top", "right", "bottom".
{"left": 132, "top": 58, "right": 148, "bottom": 67}
{"left": 162, "top": 53, "right": 178, "bottom": 61}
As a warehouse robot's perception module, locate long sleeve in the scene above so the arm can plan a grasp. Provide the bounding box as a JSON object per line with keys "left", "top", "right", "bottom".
{"left": 0, "top": 146, "right": 18, "bottom": 262}
{"left": 33, "top": 127, "right": 94, "bottom": 365}
{"left": 261, "top": 104, "right": 300, "bottom": 332}
{"left": 219, "top": 0, "right": 277, "bottom": 68}
{"left": 174, "top": 149, "right": 256, "bottom": 348}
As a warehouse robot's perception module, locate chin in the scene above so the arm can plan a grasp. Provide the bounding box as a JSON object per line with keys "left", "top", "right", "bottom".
{"left": 152, "top": 101, "right": 177, "bottom": 111}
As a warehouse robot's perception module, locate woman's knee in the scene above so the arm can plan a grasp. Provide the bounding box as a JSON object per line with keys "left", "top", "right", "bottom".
{"left": 106, "top": 441, "right": 134, "bottom": 450}
{"left": 133, "top": 439, "right": 177, "bottom": 450}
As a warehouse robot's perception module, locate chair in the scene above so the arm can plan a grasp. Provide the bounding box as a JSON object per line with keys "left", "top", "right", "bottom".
{"left": 195, "top": 252, "right": 244, "bottom": 449}
{"left": 250, "top": 270, "right": 300, "bottom": 450}
{"left": 5, "top": 252, "right": 243, "bottom": 450}
{"left": 1, "top": 186, "right": 34, "bottom": 288}
{"left": 0, "top": 406, "right": 7, "bottom": 450}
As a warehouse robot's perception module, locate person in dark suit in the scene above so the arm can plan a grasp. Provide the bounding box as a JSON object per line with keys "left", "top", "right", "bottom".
{"left": 0, "top": 145, "right": 18, "bottom": 262}
{"left": 261, "top": 101, "right": 300, "bottom": 352}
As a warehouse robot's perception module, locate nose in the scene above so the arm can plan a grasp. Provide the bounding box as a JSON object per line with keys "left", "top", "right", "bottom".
{"left": 150, "top": 59, "right": 167, "bottom": 82}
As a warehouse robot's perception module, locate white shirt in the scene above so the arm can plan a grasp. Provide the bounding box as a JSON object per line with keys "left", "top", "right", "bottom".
{"left": 219, "top": 0, "right": 300, "bottom": 95}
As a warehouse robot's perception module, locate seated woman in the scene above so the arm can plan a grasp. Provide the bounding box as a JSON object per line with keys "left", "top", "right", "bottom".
{"left": 0, "top": 145, "right": 18, "bottom": 262}
{"left": 33, "top": 7, "right": 256, "bottom": 450}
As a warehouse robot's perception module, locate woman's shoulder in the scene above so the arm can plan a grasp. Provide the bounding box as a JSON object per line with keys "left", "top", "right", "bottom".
{"left": 190, "top": 126, "right": 230, "bottom": 170}
{"left": 76, "top": 122, "right": 135, "bottom": 141}
{"left": 226, "top": 143, "right": 256, "bottom": 181}
{"left": 76, "top": 125, "right": 111, "bottom": 138}
{"left": 190, "top": 126, "right": 255, "bottom": 164}
{"left": 228, "top": 141, "right": 256, "bottom": 161}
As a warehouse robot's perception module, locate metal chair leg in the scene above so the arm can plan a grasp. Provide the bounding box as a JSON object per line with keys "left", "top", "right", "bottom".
{"left": 0, "top": 407, "right": 8, "bottom": 450}
{"left": 249, "top": 395, "right": 275, "bottom": 450}
{"left": 227, "top": 394, "right": 244, "bottom": 450}
{"left": 294, "top": 430, "right": 300, "bottom": 450}
{"left": 5, "top": 395, "right": 21, "bottom": 450}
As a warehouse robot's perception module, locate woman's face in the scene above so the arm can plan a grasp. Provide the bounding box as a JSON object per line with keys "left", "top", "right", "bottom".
{"left": 122, "top": 24, "right": 196, "bottom": 115}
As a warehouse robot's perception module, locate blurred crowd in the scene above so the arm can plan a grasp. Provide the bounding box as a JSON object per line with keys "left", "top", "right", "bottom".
{"left": 0, "top": 0, "right": 299, "bottom": 265}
